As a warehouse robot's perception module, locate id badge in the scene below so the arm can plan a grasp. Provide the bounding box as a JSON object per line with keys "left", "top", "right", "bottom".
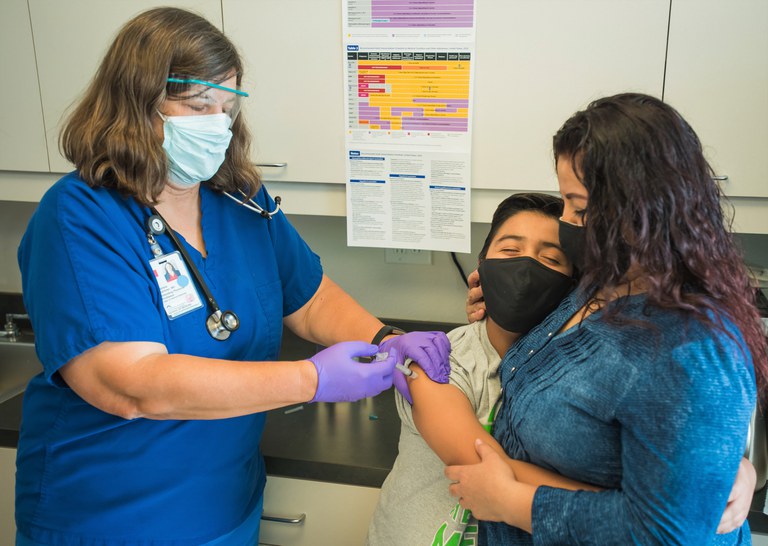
{"left": 150, "top": 251, "right": 204, "bottom": 319}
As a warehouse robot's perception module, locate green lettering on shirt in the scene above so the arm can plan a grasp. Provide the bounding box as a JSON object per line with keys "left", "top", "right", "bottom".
{"left": 431, "top": 523, "right": 462, "bottom": 546}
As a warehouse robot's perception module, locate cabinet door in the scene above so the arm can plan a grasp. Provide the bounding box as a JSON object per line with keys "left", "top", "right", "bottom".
{"left": 223, "top": 0, "right": 345, "bottom": 185}
{"left": 0, "top": 448, "right": 17, "bottom": 544}
{"left": 224, "top": 1, "right": 667, "bottom": 192}
{"left": 664, "top": 0, "right": 768, "bottom": 198}
{"left": 259, "top": 476, "right": 381, "bottom": 546}
{"left": 0, "top": 0, "right": 49, "bottom": 172}
{"left": 472, "top": 0, "right": 668, "bottom": 190}
{"left": 28, "top": 0, "right": 224, "bottom": 174}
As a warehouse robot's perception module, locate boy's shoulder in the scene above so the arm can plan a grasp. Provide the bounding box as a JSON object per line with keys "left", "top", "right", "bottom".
{"left": 447, "top": 320, "right": 485, "bottom": 345}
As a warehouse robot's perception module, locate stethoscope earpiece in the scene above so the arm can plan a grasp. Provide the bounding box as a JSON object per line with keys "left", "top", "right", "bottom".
{"left": 222, "top": 190, "right": 281, "bottom": 219}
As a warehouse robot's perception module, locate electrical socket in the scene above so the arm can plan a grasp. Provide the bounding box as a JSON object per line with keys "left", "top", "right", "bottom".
{"left": 748, "top": 265, "right": 768, "bottom": 286}
{"left": 385, "top": 248, "right": 432, "bottom": 265}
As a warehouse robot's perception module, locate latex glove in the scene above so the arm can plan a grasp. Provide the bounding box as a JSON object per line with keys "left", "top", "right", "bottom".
{"left": 392, "top": 358, "right": 412, "bottom": 404}
{"left": 309, "top": 341, "right": 396, "bottom": 403}
{"left": 466, "top": 269, "right": 486, "bottom": 323}
{"left": 380, "top": 331, "right": 451, "bottom": 404}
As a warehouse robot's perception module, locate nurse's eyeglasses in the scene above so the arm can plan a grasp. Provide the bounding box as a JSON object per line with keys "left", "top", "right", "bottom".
{"left": 166, "top": 75, "right": 249, "bottom": 126}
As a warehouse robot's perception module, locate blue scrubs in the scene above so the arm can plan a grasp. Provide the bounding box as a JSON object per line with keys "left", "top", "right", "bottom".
{"left": 16, "top": 173, "right": 322, "bottom": 545}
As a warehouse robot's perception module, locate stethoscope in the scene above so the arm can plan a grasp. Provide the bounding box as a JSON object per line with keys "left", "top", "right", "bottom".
{"left": 145, "top": 191, "right": 281, "bottom": 341}
{"left": 222, "top": 189, "right": 282, "bottom": 219}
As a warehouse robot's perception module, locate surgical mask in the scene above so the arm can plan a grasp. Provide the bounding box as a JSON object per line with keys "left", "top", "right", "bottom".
{"left": 478, "top": 256, "right": 574, "bottom": 334}
{"left": 159, "top": 113, "right": 232, "bottom": 187}
{"left": 558, "top": 219, "right": 586, "bottom": 270}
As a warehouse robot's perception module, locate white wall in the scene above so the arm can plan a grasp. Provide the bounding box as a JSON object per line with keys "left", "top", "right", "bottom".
{"left": 0, "top": 201, "right": 36, "bottom": 294}
{"left": 287, "top": 214, "right": 490, "bottom": 324}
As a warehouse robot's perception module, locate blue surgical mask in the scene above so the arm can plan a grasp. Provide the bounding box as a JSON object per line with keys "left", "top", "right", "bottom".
{"left": 159, "top": 113, "right": 233, "bottom": 187}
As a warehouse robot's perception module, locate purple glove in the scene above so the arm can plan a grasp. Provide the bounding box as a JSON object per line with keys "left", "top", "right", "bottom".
{"left": 379, "top": 331, "right": 451, "bottom": 404}
{"left": 309, "top": 341, "right": 397, "bottom": 403}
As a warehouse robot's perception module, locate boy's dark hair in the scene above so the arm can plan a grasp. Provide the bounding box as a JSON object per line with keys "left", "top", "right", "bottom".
{"left": 478, "top": 193, "right": 563, "bottom": 260}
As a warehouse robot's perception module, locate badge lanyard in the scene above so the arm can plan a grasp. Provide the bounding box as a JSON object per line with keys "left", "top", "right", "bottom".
{"left": 146, "top": 209, "right": 240, "bottom": 341}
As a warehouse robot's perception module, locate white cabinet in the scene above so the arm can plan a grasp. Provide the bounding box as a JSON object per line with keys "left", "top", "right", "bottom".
{"left": 0, "top": 1, "right": 766, "bottom": 229}
{"left": 223, "top": 0, "right": 346, "bottom": 185}
{"left": 471, "top": 0, "right": 668, "bottom": 190}
{"left": 259, "top": 476, "right": 380, "bottom": 546}
{"left": 224, "top": 1, "right": 668, "bottom": 191}
{"left": 0, "top": 448, "right": 16, "bottom": 546}
{"left": 664, "top": 0, "right": 768, "bottom": 198}
{"left": 0, "top": 1, "right": 49, "bottom": 172}
{"left": 27, "top": 0, "right": 224, "bottom": 174}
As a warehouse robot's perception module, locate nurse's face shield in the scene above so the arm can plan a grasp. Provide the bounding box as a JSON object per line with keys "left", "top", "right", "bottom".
{"left": 165, "top": 75, "right": 249, "bottom": 127}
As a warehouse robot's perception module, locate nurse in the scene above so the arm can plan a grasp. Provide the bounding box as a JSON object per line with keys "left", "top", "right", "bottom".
{"left": 15, "top": 7, "right": 450, "bottom": 545}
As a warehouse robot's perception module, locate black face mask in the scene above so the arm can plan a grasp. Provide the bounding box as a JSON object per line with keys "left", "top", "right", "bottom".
{"left": 478, "top": 256, "right": 574, "bottom": 334}
{"left": 558, "top": 219, "right": 586, "bottom": 270}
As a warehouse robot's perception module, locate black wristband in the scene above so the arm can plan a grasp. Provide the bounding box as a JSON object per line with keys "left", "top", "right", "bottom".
{"left": 371, "top": 325, "right": 405, "bottom": 345}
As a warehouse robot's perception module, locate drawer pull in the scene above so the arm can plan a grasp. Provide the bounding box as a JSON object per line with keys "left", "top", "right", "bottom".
{"left": 256, "top": 163, "right": 288, "bottom": 168}
{"left": 712, "top": 175, "right": 729, "bottom": 181}
{"left": 261, "top": 512, "right": 306, "bottom": 525}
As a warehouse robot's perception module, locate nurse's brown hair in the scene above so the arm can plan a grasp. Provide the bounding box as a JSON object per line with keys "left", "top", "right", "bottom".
{"left": 553, "top": 92, "right": 767, "bottom": 398}
{"left": 60, "top": 7, "right": 260, "bottom": 204}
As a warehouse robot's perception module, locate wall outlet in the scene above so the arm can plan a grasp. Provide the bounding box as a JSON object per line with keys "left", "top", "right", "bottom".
{"left": 748, "top": 265, "right": 768, "bottom": 287}
{"left": 385, "top": 248, "right": 432, "bottom": 265}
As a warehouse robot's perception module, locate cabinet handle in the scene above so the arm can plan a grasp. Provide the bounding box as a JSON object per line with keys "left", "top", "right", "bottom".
{"left": 261, "top": 512, "right": 306, "bottom": 525}
{"left": 712, "top": 175, "right": 729, "bottom": 181}
{"left": 255, "top": 163, "right": 288, "bottom": 168}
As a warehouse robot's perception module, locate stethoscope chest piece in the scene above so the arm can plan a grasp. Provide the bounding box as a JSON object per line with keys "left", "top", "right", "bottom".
{"left": 206, "top": 309, "right": 240, "bottom": 341}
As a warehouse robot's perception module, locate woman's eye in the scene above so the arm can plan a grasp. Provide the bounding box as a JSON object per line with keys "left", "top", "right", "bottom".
{"left": 574, "top": 209, "right": 586, "bottom": 218}
{"left": 542, "top": 256, "right": 561, "bottom": 265}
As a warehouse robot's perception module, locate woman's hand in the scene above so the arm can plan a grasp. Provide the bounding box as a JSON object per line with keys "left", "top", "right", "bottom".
{"left": 466, "top": 269, "right": 486, "bottom": 323}
{"left": 717, "top": 457, "right": 756, "bottom": 534}
{"left": 445, "top": 439, "right": 535, "bottom": 532}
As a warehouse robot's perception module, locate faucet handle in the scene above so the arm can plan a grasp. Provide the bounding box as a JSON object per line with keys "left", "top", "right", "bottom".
{"left": 4, "top": 313, "right": 27, "bottom": 337}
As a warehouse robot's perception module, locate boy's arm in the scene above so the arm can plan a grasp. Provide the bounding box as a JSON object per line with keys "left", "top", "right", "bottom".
{"left": 408, "top": 364, "right": 601, "bottom": 492}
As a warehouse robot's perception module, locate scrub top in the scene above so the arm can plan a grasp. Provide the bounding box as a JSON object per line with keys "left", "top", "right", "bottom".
{"left": 15, "top": 173, "right": 323, "bottom": 545}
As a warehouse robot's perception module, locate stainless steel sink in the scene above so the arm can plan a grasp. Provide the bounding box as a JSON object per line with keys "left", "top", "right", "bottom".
{"left": 0, "top": 337, "right": 41, "bottom": 404}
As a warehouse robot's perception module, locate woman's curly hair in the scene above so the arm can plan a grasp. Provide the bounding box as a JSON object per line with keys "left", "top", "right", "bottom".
{"left": 553, "top": 92, "right": 767, "bottom": 398}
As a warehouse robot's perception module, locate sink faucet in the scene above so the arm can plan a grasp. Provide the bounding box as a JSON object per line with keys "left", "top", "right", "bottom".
{"left": 2, "top": 313, "right": 29, "bottom": 341}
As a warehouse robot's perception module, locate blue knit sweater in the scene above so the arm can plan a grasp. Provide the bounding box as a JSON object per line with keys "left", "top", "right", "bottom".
{"left": 485, "top": 290, "right": 756, "bottom": 545}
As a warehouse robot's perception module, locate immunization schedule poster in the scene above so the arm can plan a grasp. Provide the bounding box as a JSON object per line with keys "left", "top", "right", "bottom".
{"left": 342, "top": 0, "right": 476, "bottom": 253}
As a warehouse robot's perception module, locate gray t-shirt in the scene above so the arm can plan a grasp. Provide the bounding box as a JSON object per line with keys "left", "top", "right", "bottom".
{"left": 366, "top": 320, "right": 502, "bottom": 546}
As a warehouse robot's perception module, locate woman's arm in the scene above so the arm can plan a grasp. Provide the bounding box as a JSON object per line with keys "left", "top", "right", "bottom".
{"left": 59, "top": 340, "right": 319, "bottom": 420}
{"left": 60, "top": 276, "right": 395, "bottom": 421}
{"left": 408, "top": 364, "right": 601, "bottom": 491}
{"left": 283, "top": 274, "right": 384, "bottom": 346}
{"left": 446, "top": 439, "right": 536, "bottom": 533}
